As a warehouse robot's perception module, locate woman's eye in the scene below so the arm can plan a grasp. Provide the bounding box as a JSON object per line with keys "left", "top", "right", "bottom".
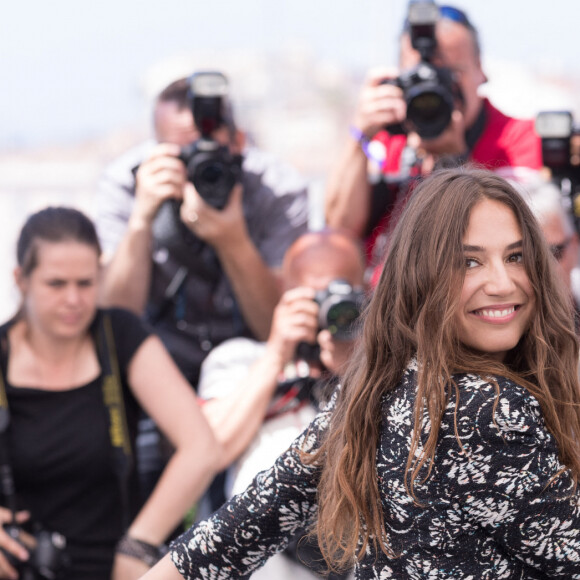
{"left": 507, "top": 252, "right": 523, "bottom": 264}
{"left": 47, "top": 280, "right": 65, "bottom": 288}
{"left": 465, "top": 257, "right": 479, "bottom": 269}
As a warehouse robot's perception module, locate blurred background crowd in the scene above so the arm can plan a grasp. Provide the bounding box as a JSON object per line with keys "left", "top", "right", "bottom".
{"left": 1, "top": 0, "right": 579, "bottom": 319}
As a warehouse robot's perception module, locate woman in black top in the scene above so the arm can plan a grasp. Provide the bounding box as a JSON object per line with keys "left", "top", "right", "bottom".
{"left": 144, "top": 168, "right": 580, "bottom": 579}
{"left": 0, "top": 207, "right": 219, "bottom": 580}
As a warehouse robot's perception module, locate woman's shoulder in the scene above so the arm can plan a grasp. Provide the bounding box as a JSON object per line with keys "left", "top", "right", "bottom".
{"left": 451, "top": 372, "right": 547, "bottom": 446}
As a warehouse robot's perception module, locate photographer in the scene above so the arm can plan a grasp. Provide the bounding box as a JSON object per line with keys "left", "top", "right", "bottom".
{"left": 96, "top": 73, "right": 308, "bottom": 505}
{"left": 198, "top": 229, "right": 365, "bottom": 579}
{"left": 0, "top": 208, "right": 218, "bottom": 580}
{"left": 96, "top": 73, "right": 309, "bottom": 390}
{"left": 325, "top": 2, "right": 542, "bottom": 272}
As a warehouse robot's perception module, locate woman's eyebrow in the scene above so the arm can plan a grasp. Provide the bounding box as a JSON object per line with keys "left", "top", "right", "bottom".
{"left": 462, "top": 240, "right": 523, "bottom": 252}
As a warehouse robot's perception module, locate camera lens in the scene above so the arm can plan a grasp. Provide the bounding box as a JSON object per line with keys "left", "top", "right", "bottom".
{"left": 321, "top": 300, "right": 361, "bottom": 341}
{"left": 198, "top": 161, "right": 225, "bottom": 185}
{"left": 407, "top": 88, "right": 452, "bottom": 139}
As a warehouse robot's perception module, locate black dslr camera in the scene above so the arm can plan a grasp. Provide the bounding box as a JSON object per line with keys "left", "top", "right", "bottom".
{"left": 315, "top": 280, "right": 365, "bottom": 341}
{"left": 535, "top": 111, "right": 580, "bottom": 233}
{"left": 2, "top": 523, "right": 68, "bottom": 580}
{"left": 151, "top": 71, "right": 243, "bottom": 261}
{"left": 296, "top": 280, "right": 364, "bottom": 363}
{"left": 178, "top": 71, "right": 242, "bottom": 210}
{"left": 383, "top": 1, "right": 462, "bottom": 139}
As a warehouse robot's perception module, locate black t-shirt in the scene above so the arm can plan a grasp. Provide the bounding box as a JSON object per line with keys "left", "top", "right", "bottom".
{"left": 0, "top": 308, "right": 151, "bottom": 579}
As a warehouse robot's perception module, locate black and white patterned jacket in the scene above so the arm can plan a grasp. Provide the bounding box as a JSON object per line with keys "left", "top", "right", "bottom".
{"left": 171, "top": 361, "right": 580, "bottom": 579}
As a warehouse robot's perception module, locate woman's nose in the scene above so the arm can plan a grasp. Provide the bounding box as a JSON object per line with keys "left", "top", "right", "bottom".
{"left": 483, "top": 262, "right": 517, "bottom": 296}
{"left": 64, "top": 284, "right": 81, "bottom": 304}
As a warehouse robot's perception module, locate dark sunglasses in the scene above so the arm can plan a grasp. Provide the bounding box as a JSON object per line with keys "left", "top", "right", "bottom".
{"left": 550, "top": 237, "right": 573, "bottom": 261}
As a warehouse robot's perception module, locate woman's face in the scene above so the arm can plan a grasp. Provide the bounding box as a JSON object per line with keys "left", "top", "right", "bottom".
{"left": 454, "top": 198, "right": 535, "bottom": 361}
{"left": 17, "top": 240, "right": 99, "bottom": 340}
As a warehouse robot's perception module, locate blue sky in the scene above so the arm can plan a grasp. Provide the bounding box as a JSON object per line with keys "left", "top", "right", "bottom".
{"left": 2, "top": 0, "right": 578, "bottom": 149}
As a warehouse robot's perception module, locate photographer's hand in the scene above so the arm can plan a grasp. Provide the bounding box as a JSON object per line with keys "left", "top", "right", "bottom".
{"left": 317, "top": 329, "right": 356, "bottom": 377}
{"left": 0, "top": 508, "right": 32, "bottom": 580}
{"left": 352, "top": 67, "right": 407, "bottom": 139}
{"left": 179, "top": 181, "right": 247, "bottom": 248}
{"left": 100, "top": 143, "right": 187, "bottom": 315}
{"left": 132, "top": 143, "right": 186, "bottom": 228}
{"left": 265, "top": 286, "right": 319, "bottom": 367}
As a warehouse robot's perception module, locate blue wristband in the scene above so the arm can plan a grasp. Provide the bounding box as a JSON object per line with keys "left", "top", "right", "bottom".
{"left": 349, "top": 126, "right": 386, "bottom": 164}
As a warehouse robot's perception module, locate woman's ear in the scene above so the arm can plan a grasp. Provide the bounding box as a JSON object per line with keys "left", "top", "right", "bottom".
{"left": 14, "top": 267, "right": 27, "bottom": 294}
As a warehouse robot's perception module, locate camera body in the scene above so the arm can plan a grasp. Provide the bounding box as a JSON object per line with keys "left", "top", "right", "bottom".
{"left": 536, "top": 111, "right": 580, "bottom": 233}
{"left": 3, "top": 524, "right": 68, "bottom": 580}
{"left": 384, "top": 1, "right": 461, "bottom": 139}
{"left": 178, "top": 139, "right": 242, "bottom": 210}
{"left": 535, "top": 111, "right": 579, "bottom": 179}
{"left": 179, "top": 71, "right": 242, "bottom": 210}
{"left": 314, "top": 280, "right": 364, "bottom": 341}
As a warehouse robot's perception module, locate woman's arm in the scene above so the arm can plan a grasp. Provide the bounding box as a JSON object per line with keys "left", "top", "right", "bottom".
{"left": 142, "top": 395, "right": 335, "bottom": 580}
{"left": 113, "top": 335, "right": 220, "bottom": 579}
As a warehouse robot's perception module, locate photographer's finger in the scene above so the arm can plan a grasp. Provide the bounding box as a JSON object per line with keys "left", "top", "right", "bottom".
{"left": 0, "top": 528, "right": 29, "bottom": 566}
{"left": 179, "top": 188, "right": 202, "bottom": 227}
{"left": 230, "top": 182, "right": 243, "bottom": 200}
{"left": 279, "top": 286, "right": 317, "bottom": 304}
{"left": 181, "top": 181, "right": 202, "bottom": 205}
{"left": 366, "top": 66, "right": 399, "bottom": 86}
{"left": 12, "top": 512, "right": 29, "bottom": 526}
{"left": 149, "top": 142, "right": 182, "bottom": 160}
{"left": 149, "top": 171, "right": 186, "bottom": 200}
{"left": 148, "top": 155, "right": 187, "bottom": 176}
{"left": 0, "top": 552, "right": 20, "bottom": 580}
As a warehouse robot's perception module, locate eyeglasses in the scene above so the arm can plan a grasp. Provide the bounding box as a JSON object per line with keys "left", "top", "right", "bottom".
{"left": 550, "top": 237, "right": 573, "bottom": 261}
{"left": 439, "top": 5, "right": 475, "bottom": 32}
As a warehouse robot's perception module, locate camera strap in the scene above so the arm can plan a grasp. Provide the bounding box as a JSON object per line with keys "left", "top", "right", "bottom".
{"left": 0, "top": 315, "right": 134, "bottom": 531}
{"left": 0, "top": 337, "right": 17, "bottom": 518}
{"left": 95, "top": 313, "right": 134, "bottom": 531}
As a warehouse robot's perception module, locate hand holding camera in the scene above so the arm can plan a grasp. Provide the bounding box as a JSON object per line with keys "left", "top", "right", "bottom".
{"left": 133, "top": 143, "right": 187, "bottom": 227}
{"left": 0, "top": 508, "right": 31, "bottom": 580}
{"left": 179, "top": 181, "right": 248, "bottom": 251}
{"left": 0, "top": 507, "right": 67, "bottom": 580}
{"left": 265, "top": 286, "right": 319, "bottom": 371}
{"left": 352, "top": 67, "right": 407, "bottom": 140}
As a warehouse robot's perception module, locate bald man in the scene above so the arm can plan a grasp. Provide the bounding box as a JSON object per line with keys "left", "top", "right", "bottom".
{"left": 199, "top": 229, "right": 365, "bottom": 580}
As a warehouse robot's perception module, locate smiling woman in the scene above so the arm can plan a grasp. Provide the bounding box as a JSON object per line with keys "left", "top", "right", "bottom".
{"left": 142, "top": 167, "right": 580, "bottom": 580}
{"left": 0, "top": 207, "right": 220, "bottom": 580}
{"left": 456, "top": 197, "right": 536, "bottom": 361}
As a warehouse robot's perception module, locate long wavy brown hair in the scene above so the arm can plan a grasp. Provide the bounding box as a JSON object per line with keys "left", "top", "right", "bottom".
{"left": 310, "top": 168, "right": 580, "bottom": 570}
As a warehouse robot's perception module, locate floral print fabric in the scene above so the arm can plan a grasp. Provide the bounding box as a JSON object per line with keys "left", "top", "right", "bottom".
{"left": 171, "top": 364, "right": 580, "bottom": 579}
